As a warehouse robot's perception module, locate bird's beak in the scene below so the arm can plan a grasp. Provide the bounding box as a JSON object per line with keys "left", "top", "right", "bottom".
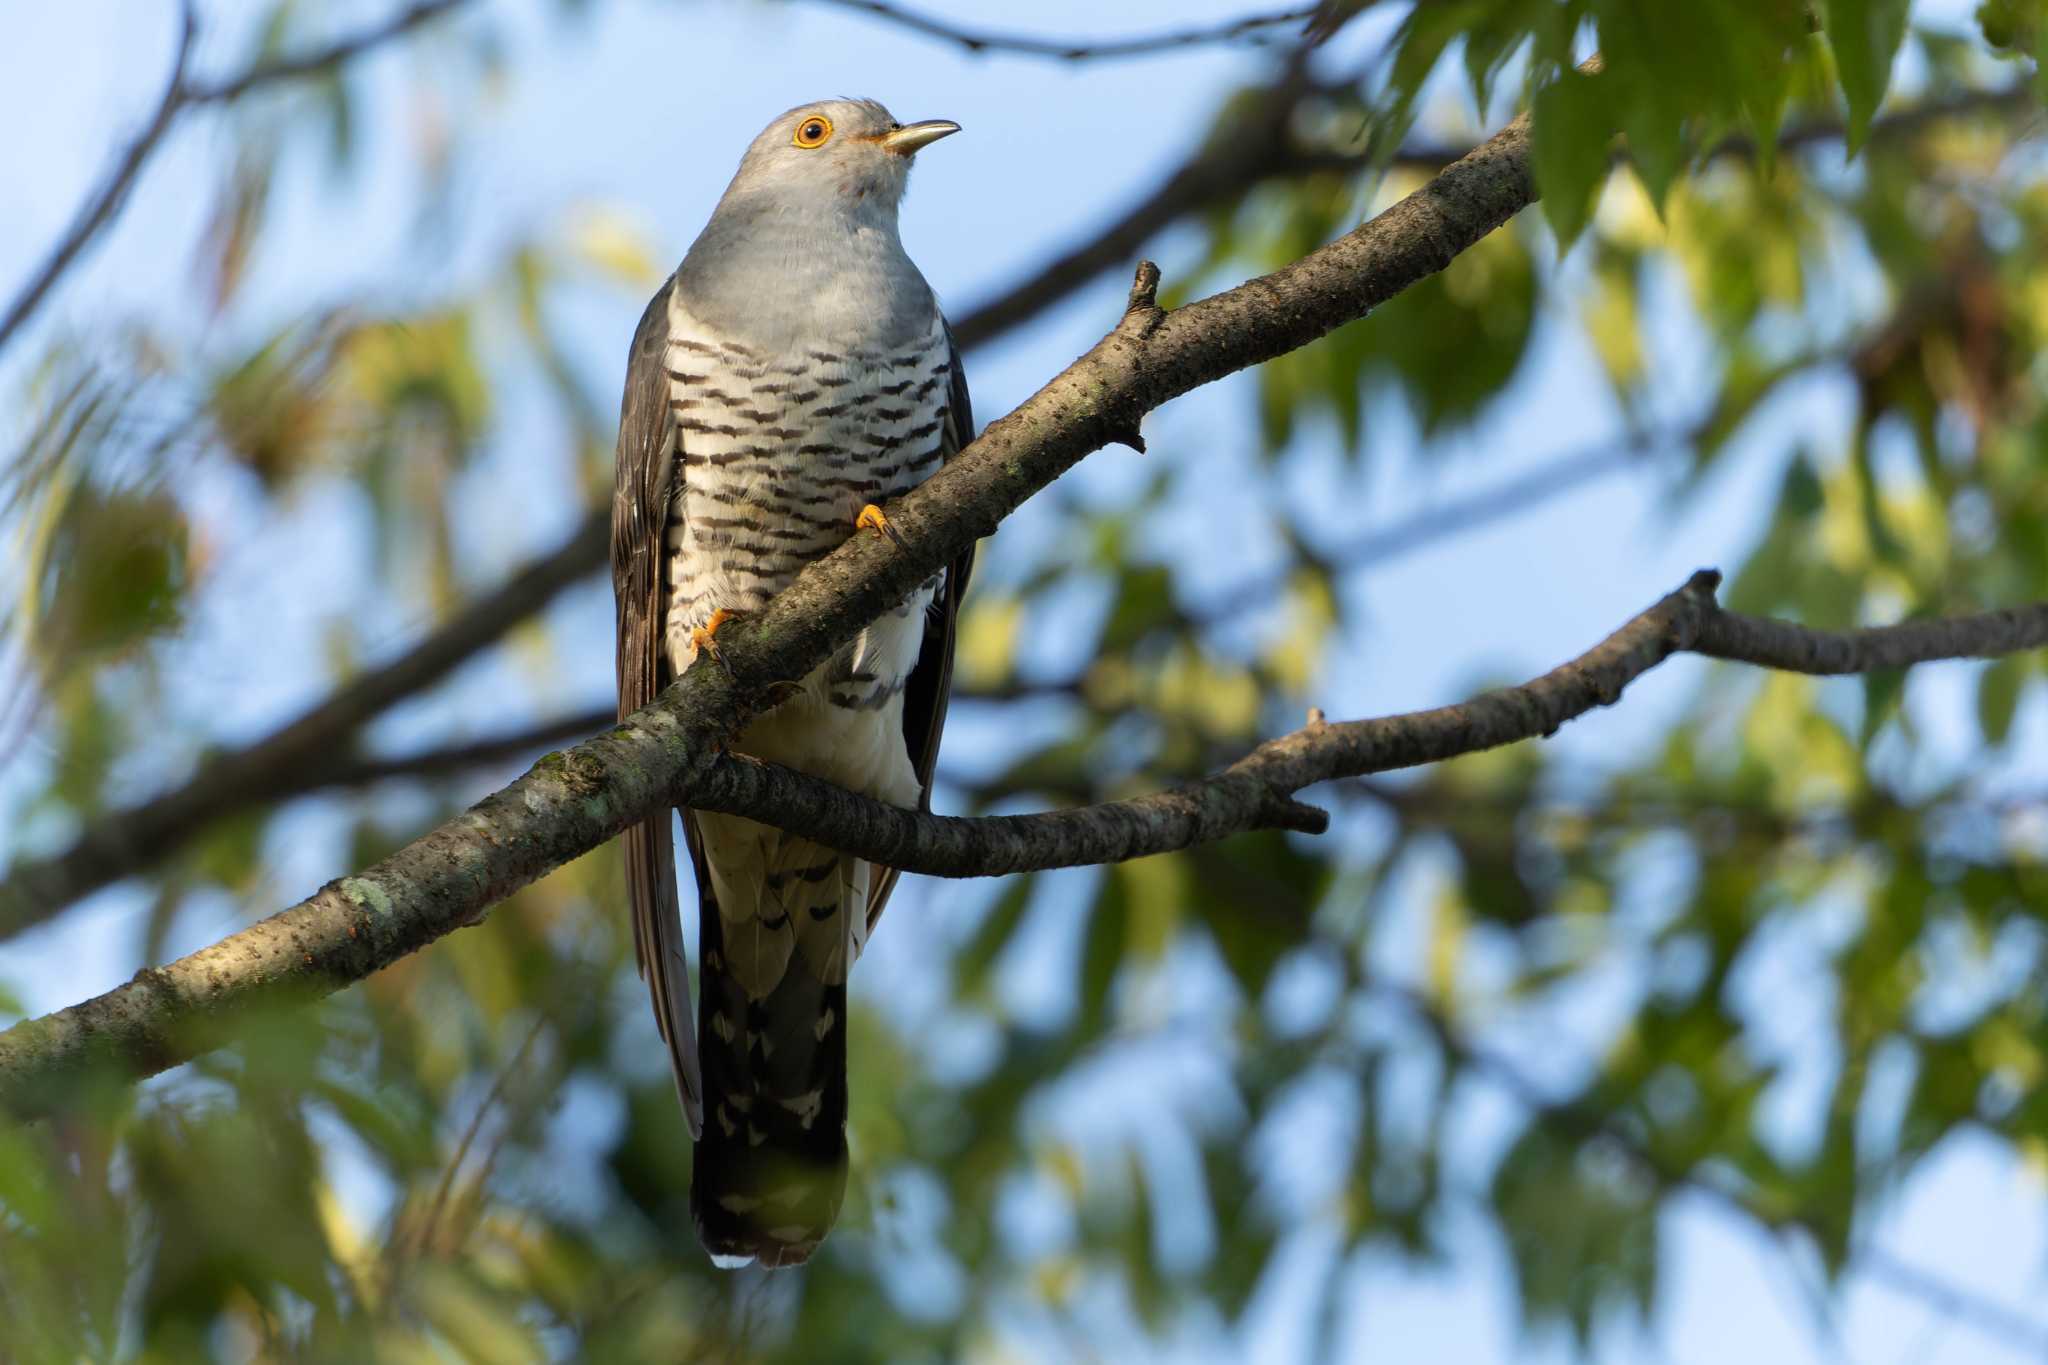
{"left": 881, "top": 120, "right": 961, "bottom": 155}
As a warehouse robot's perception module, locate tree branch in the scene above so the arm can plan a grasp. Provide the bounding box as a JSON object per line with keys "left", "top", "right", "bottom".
{"left": 0, "top": 2, "right": 198, "bottom": 356}
{"left": 241, "top": 423, "right": 1675, "bottom": 795}
{"left": 0, "top": 61, "right": 1331, "bottom": 930}
{"left": 0, "top": 0, "right": 475, "bottom": 357}
{"left": 956, "top": 80, "right": 2034, "bottom": 350}
{"left": 182, "top": 0, "right": 473, "bottom": 105}
{"left": 794, "top": 0, "right": 1316, "bottom": 61}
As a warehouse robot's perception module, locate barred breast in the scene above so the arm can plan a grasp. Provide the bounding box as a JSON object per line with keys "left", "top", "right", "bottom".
{"left": 659, "top": 293, "right": 951, "bottom": 768}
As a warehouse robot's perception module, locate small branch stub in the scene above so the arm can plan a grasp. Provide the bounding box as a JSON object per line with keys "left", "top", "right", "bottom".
{"left": 1125, "top": 258, "right": 1162, "bottom": 315}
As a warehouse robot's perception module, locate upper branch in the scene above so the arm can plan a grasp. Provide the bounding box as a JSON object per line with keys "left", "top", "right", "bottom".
{"left": 798, "top": 0, "right": 1316, "bottom": 61}
{"left": 0, "top": 4, "right": 198, "bottom": 355}
{"left": 0, "top": 0, "right": 476, "bottom": 357}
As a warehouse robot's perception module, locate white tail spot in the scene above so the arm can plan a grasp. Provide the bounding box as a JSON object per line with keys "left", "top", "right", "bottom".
{"left": 778, "top": 1088, "right": 824, "bottom": 1129}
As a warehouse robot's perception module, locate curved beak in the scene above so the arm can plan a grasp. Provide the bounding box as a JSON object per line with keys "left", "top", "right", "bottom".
{"left": 881, "top": 120, "right": 961, "bottom": 155}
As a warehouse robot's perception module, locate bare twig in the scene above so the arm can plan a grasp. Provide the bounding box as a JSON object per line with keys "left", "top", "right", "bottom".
{"left": 796, "top": 0, "right": 1316, "bottom": 61}
{"left": 183, "top": 0, "right": 472, "bottom": 104}
{"left": 0, "top": 0, "right": 474, "bottom": 357}
{"left": 0, "top": 4, "right": 198, "bottom": 356}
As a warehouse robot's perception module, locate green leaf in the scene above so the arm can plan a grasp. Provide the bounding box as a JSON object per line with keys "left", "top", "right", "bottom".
{"left": 1828, "top": 0, "right": 1912, "bottom": 152}
{"left": 1977, "top": 654, "right": 2028, "bottom": 745}
{"left": 958, "top": 878, "right": 1033, "bottom": 997}
{"left": 1532, "top": 68, "right": 1616, "bottom": 250}
{"left": 1860, "top": 666, "right": 1907, "bottom": 749}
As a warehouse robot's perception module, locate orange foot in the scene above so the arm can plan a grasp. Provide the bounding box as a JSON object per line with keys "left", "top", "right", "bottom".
{"left": 856, "top": 502, "right": 907, "bottom": 550}
{"left": 690, "top": 608, "right": 744, "bottom": 677}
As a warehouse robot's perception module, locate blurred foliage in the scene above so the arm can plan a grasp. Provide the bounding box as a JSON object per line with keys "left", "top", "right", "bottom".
{"left": 7, "top": 1, "right": 2048, "bottom": 1361}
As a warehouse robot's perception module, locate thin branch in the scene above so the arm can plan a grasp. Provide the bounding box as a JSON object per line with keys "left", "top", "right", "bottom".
{"left": 952, "top": 68, "right": 1359, "bottom": 350}
{"left": 0, "top": 0, "right": 474, "bottom": 357}
{"left": 0, "top": 510, "right": 607, "bottom": 940}
{"left": 0, "top": 3, "right": 197, "bottom": 356}
{"left": 794, "top": 0, "right": 1316, "bottom": 61}
{"left": 954, "top": 80, "right": 2035, "bottom": 350}
{"left": 667, "top": 574, "right": 2048, "bottom": 879}
{"left": 244, "top": 430, "right": 1669, "bottom": 794}
{"left": 183, "top": 0, "right": 473, "bottom": 104}
{"left": 314, "top": 711, "right": 615, "bottom": 789}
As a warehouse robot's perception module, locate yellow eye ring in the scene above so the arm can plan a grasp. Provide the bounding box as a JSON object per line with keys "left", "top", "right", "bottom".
{"left": 792, "top": 114, "right": 833, "bottom": 149}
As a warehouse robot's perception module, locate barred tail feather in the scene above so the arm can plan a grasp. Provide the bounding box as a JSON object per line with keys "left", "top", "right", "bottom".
{"left": 689, "top": 814, "right": 861, "bottom": 1267}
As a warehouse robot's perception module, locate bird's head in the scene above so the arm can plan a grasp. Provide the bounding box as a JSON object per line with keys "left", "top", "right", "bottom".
{"left": 722, "top": 98, "right": 959, "bottom": 217}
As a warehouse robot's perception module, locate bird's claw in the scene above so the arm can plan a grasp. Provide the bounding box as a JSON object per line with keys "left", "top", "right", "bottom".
{"left": 856, "top": 503, "right": 907, "bottom": 550}
{"left": 690, "top": 608, "right": 745, "bottom": 680}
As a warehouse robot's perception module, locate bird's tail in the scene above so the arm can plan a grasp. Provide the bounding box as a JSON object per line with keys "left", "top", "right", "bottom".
{"left": 687, "top": 811, "right": 865, "bottom": 1267}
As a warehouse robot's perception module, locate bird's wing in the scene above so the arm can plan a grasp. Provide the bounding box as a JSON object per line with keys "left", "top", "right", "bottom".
{"left": 612, "top": 276, "right": 704, "bottom": 1138}
{"left": 866, "top": 324, "right": 977, "bottom": 930}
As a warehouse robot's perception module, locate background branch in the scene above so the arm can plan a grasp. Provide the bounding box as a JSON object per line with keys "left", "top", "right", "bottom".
{"left": 0, "top": 511, "right": 606, "bottom": 940}
{"left": 0, "top": 0, "right": 474, "bottom": 358}
{"left": 794, "top": 0, "right": 1316, "bottom": 62}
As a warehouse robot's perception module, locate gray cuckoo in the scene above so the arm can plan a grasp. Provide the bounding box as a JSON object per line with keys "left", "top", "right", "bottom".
{"left": 611, "top": 99, "right": 972, "bottom": 1267}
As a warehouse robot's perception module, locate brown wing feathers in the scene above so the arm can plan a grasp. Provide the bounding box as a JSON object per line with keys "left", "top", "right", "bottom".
{"left": 611, "top": 278, "right": 704, "bottom": 1137}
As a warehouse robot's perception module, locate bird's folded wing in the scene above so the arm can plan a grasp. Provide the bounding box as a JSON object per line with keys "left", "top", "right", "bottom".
{"left": 611, "top": 275, "right": 704, "bottom": 1137}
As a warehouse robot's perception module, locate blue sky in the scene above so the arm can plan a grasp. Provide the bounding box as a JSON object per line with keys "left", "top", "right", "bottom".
{"left": 5, "top": 2, "right": 2048, "bottom": 1361}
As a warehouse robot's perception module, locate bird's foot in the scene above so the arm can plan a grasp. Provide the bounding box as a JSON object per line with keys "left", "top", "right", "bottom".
{"left": 855, "top": 503, "right": 907, "bottom": 550}
{"left": 690, "top": 608, "right": 746, "bottom": 679}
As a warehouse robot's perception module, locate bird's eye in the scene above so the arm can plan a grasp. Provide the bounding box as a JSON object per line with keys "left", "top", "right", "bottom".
{"left": 792, "top": 115, "right": 833, "bottom": 149}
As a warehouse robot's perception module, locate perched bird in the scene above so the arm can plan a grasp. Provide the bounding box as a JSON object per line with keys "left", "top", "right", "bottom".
{"left": 610, "top": 99, "right": 973, "bottom": 1267}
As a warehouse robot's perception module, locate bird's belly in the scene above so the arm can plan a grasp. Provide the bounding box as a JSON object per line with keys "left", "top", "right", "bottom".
{"left": 659, "top": 327, "right": 951, "bottom": 760}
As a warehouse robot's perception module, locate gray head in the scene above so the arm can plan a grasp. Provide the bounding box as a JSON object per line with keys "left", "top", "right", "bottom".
{"left": 722, "top": 99, "right": 958, "bottom": 216}
{"left": 676, "top": 99, "right": 959, "bottom": 350}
